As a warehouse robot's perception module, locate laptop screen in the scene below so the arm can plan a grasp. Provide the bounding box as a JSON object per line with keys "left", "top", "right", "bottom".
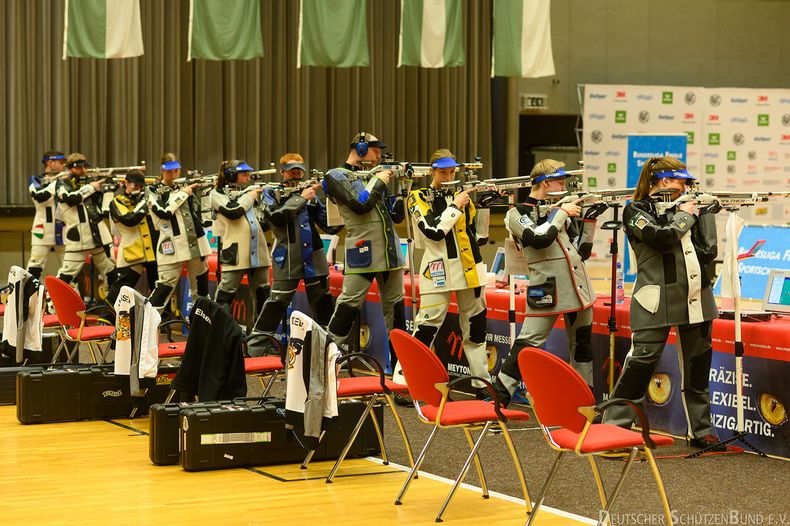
{"left": 763, "top": 270, "right": 790, "bottom": 314}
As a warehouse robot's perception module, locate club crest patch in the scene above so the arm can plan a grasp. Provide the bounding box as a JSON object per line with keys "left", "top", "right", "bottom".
{"left": 632, "top": 215, "right": 650, "bottom": 231}
{"left": 517, "top": 215, "right": 534, "bottom": 227}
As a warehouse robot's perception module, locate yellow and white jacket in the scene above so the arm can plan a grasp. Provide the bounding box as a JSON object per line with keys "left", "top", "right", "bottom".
{"left": 109, "top": 193, "right": 156, "bottom": 269}
{"left": 408, "top": 187, "right": 486, "bottom": 294}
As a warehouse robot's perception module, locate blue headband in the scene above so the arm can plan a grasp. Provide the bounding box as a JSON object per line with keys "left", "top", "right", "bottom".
{"left": 161, "top": 160, "right": 182, "bottom": 171}
{"left": 653, "top": 169, "right": 696, "bottom": 181}
{"left": 42, "top": 154, "right": 65, "bottom": 163}
{"left": 531, "top": 168, "right": 569, "bottom": 184}
{"left": 431, "top": 157, "right": 461, "bottom": 169}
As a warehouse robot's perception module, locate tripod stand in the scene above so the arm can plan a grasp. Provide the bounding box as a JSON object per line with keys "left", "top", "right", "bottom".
{"left": 687, "top": 208, "right": 766, "bottom": 458}
{"left": 600, "top": 203, "right": 624, "bottom": 395}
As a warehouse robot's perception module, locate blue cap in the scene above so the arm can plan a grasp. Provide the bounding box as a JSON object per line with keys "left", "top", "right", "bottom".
{"left": 431, "top": 157, "right": 461, "bottom": 169}
{"left": 654, "top": 168, "right": 696, "bottom": 180}
{"left": 161, "top": 160, "right": 181, "bottom": 171}
{"left": 42, "top": 153, "right": 65, "bottom": 163}
{"left": 531, "top": 168, "right": 571, "bottom": 184}
{"left": 235, "top": 162, "right": 253, "bottom": 172}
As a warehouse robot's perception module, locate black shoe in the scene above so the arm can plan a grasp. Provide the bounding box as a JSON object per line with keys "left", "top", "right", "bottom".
{"left": 392, "top": 393, "right": 412, "bottom": 407}
{"left": 690, "top": 434, "right": 727, "bottom": 452}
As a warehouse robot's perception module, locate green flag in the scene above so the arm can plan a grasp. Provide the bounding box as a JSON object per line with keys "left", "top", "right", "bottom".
{"left": 63, "top": 0, "right": 144, "bottom": 59}
{"left": 399, "top": 0, "right": 464, "bottom": 68}
{"left": 492, "top": 0, "right": 555, "bottom": 78}
{"left": 298, "top": 0, "right": 369, "bottom": 68}
{"left": 188, "top": 0, "right": 264, "bottom": 61}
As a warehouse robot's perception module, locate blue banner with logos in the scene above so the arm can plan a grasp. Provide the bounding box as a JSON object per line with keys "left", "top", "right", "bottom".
{"left": 623, "top": 134, "right": 688, "bottom": 282}
{"left": 713, "top": 225, "right": 790, "bottom": 300}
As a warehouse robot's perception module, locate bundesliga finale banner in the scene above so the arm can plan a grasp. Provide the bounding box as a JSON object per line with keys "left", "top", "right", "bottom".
{"left": 582, "top": 84, "right": 704, "bottom": 259}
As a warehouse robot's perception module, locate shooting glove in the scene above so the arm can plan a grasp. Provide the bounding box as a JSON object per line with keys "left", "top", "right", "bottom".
{"left": 583, "top": 201, "right": 609, "bottom": 220}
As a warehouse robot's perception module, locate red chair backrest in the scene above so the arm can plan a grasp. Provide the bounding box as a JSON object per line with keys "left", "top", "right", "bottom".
{"left": 45, "top": 276, "right": 86, "bottom": 329}
{"left": 390, "top": 329, "right": 447, "bottom": 407}
{"left": 518, "top": 348, "right": 594, "bottom": 433}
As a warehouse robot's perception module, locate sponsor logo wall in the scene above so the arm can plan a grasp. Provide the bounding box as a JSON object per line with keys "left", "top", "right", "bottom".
{"left": 583, "top": 85, "right": 790, "bottom": 258}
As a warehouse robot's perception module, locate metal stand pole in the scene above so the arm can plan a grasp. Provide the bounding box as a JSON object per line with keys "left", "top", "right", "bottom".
{"left": 601, "top": 203, "right": 623, "bottom": 395}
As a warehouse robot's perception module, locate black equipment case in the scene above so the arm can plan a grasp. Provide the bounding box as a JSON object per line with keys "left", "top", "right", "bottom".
{"left": 178, "top": 399, "right": 383, "bottom": 471}
{"left": 16, "top": 364, "right": 178, "bottom": 424}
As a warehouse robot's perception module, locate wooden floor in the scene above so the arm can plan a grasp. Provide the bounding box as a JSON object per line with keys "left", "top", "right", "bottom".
{"left": 0, "top": 406, "right": 589, "bottom": 525}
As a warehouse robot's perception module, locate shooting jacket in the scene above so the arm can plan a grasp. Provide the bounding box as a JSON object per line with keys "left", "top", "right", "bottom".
{"left": 262, "top": 187, "right": 340, "bottom": 281}
{"left": 323, "top": 165, "right": 404, "bottom": 274}
{"left": 505, "top": 197, "right": 597, "bottom": 316}
{"left": 29, "top": 174, "right": 64, "bottom": 247}
{"left": 109, "top": 193, "right": 157, "bottom": 268}
{"left": 148, "top": 186, "right": 211, "bottom": 265}
{"left": 210, "top": 187, "right": 271, "bottom": 272}
{"left": 408, "top": 187, "right": 486, "bottom": 294}
{"left": 624, "top": 198, "right": 718, "bottom": 330}
{"left": 56, "top": 176, "right": 113, "bottom": 252}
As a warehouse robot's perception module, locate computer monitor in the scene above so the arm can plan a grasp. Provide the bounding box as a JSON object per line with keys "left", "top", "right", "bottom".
{"left": 320, "top": 234, "right": 340, "bottom": 265}
{"left": 762, "top": 270, "right": 790, "bottom": 314}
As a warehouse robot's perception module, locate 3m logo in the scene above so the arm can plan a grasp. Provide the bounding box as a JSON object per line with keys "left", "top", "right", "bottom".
{"left": 708, "top": 114, "right": 719, "bottom": 122}
{"left": 706, "top": 165, "right": 716, "bottom": 174}
{"left": 758, "top": 95, "right": 768, "bottom": 103}
{"left": 662, "top": 91, "right": 673, "bottom": 104}
{"left": 607, "top": 163, "right": 617, "bottom": 173}
{"left": 708, "top": 133, "right": 720, "bottom": 146}
{"left": 686, "top": 131, "right": 695, "bottom": 144}
{"left": 782, "top": 134, "right": 790, "bottom": 141}
{"left": 757, "top": 114, "right": 769, "bottom": 126}
{"left": 684, "top": 113, "right": 694, "bottom": 120}
{"left": 615, "top": 91, "right": 626, "bottom": 98}
{"left": 727, "top": 151, "right": 736, "bottom": 161}
{"left": 615, "top": 110, "right": 627, "bottom": 123}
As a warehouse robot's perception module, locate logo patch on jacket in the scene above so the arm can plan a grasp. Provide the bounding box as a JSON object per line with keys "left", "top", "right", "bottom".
{"left": 631, "top": 214, "right": 650, "bottom": 231}
{"left": 528, "top": 288, "right": 554, "bottom": 305}
{"left": 424, "top": 259, "right": 446, "bottom": 287}
{"left": 518, "top": 215, "right": 534, "bottom": 227}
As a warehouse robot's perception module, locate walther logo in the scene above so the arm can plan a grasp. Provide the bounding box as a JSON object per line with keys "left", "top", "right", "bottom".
{"left": 103, "top": 390, "right": 123, "bottom": 398}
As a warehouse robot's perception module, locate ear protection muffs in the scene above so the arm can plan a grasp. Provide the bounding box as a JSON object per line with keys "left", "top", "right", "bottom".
{"left": 224, "top": 161, "right": 241, "bottom": 183}
{"left": 353, "top": 131, "right": 369, "bottom": 157}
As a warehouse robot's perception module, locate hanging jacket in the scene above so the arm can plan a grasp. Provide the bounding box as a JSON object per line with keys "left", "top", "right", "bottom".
{"left": 171, "top": 297, "right": 246, "bottom": 401}
{"left": 505, "top": 197, "right": 597, "bottom": 316}
{"left": 262, "top": 187, "right": 341, "bottom": 281}
{"left": 28, "top": 174, "right": 64, "bottom": 247}
{"left": 624, "top": 198, "right": 719, "bottom": 330}
{"left": 114, "top": 286, "right": 161, "bottom": 396}
{"left": 57, "top": 176, "right": 113, "bottom": 252}
{"left": 408, "top": 187, "right": 486, "bottom": 294}
{"left": 323, "top": 165, "right": 404, "bottom": 273}
{"left": 109, "top": 193, "right": 157, "bottom": 268}
{"left": 210, "top": 186, "right": 271, "bottom": 271}
{"left": 1, "top": 266, "right": 44, "bottom": 362}
{"left": 148, "top": 186, "right": 211, "bottom": 265}
{"left": 284, "top": 310, "right": 340, "bottom": 447}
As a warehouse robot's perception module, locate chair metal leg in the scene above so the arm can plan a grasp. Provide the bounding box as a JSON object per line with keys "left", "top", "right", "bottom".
{"left": 596, "top": 448, "right": 638, "bottom": 526}
{"left": 326, "top": 397, "right": 376, "bottom": 483}
{"left": 66, "top": 340, "right": 80, "bottom": 363}
{"left": 368, "top": 399, "right": 389, "bottom": 465}
{"left": 644, "top": 448, "right": 674, "bottom": 526}
{"left": 395, "top": 424, "right": 439, "bottom": 505}
{"left": 301, "top": 430, "right": 325, "bottom": 469}
{"left": 462, "top": 428, "right": 489, "bottom": 498}
{"left": 50, "top": 333, "right": 66, "bottom": 363}
{"left": 500, "top": 422, "right": 532, "bottom": 513}
{"left": 260, "top": 370, "right": 280, "bottom": 397}
{"left": 435, "top": 421, "right": 492, "bottom": 523}
{"left": 525, "top": 451, "right": 565, "bottom": 526}
{"left": 87, "top": 343, "right": 97, "bottom": 364}
{"left": 382, "top": 393, "right": 415, "bottom": 469}
{"left": 99, "top": 341, "right": 112, "bottom": 364}
{"left": 164, "top": 389, "right": 176, "bottom": 404}
{"left": 588, "top": 455, "right": 608, "bottom": 509}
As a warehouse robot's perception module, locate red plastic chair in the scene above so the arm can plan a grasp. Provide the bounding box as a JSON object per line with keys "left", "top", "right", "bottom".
{"left": 300, "top": 352, "right": 415, "bottom": 483}
{"left": 244, "top": 355, "right": 284, "bottom": 397}
{"left": 518, "top": 348, "right": 674, "bottom": 526}
{"left": 390, "top": 329, "right": 531, "bottom": 522}
{"left": 44, "top": 276, "right": 115, "bottom": 364}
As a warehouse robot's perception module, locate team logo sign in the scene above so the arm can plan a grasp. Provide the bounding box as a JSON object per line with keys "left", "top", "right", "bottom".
{"left": 709, "top": 93, "right": 721, "bottom": 106}
{"left": 638, "top": 111, "right": 650, "bottom": 124}
{"left": 424, "top": 259, "right": 447, "bottom": 287}
{"left": 116, "top": 313, "right": 131, "bottom": 341}
{"left": 685, "top": 92, "right": 696, "bottom": 105}
{"left": 733, "top": 133, "right": 745, "bottom": 146}
{"left": 590, "top": 130, "right": 603, "bottom": 143}
{"left": 782, "top": 114, "right": 790, "bottom": 127}
{"left": 748, "top": 150, "right": 757, "bottom": 161}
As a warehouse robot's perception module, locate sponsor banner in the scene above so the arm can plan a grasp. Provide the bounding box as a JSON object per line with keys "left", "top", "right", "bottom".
{"left": 713, "top": 225, "right": 790, "bottom": 300}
